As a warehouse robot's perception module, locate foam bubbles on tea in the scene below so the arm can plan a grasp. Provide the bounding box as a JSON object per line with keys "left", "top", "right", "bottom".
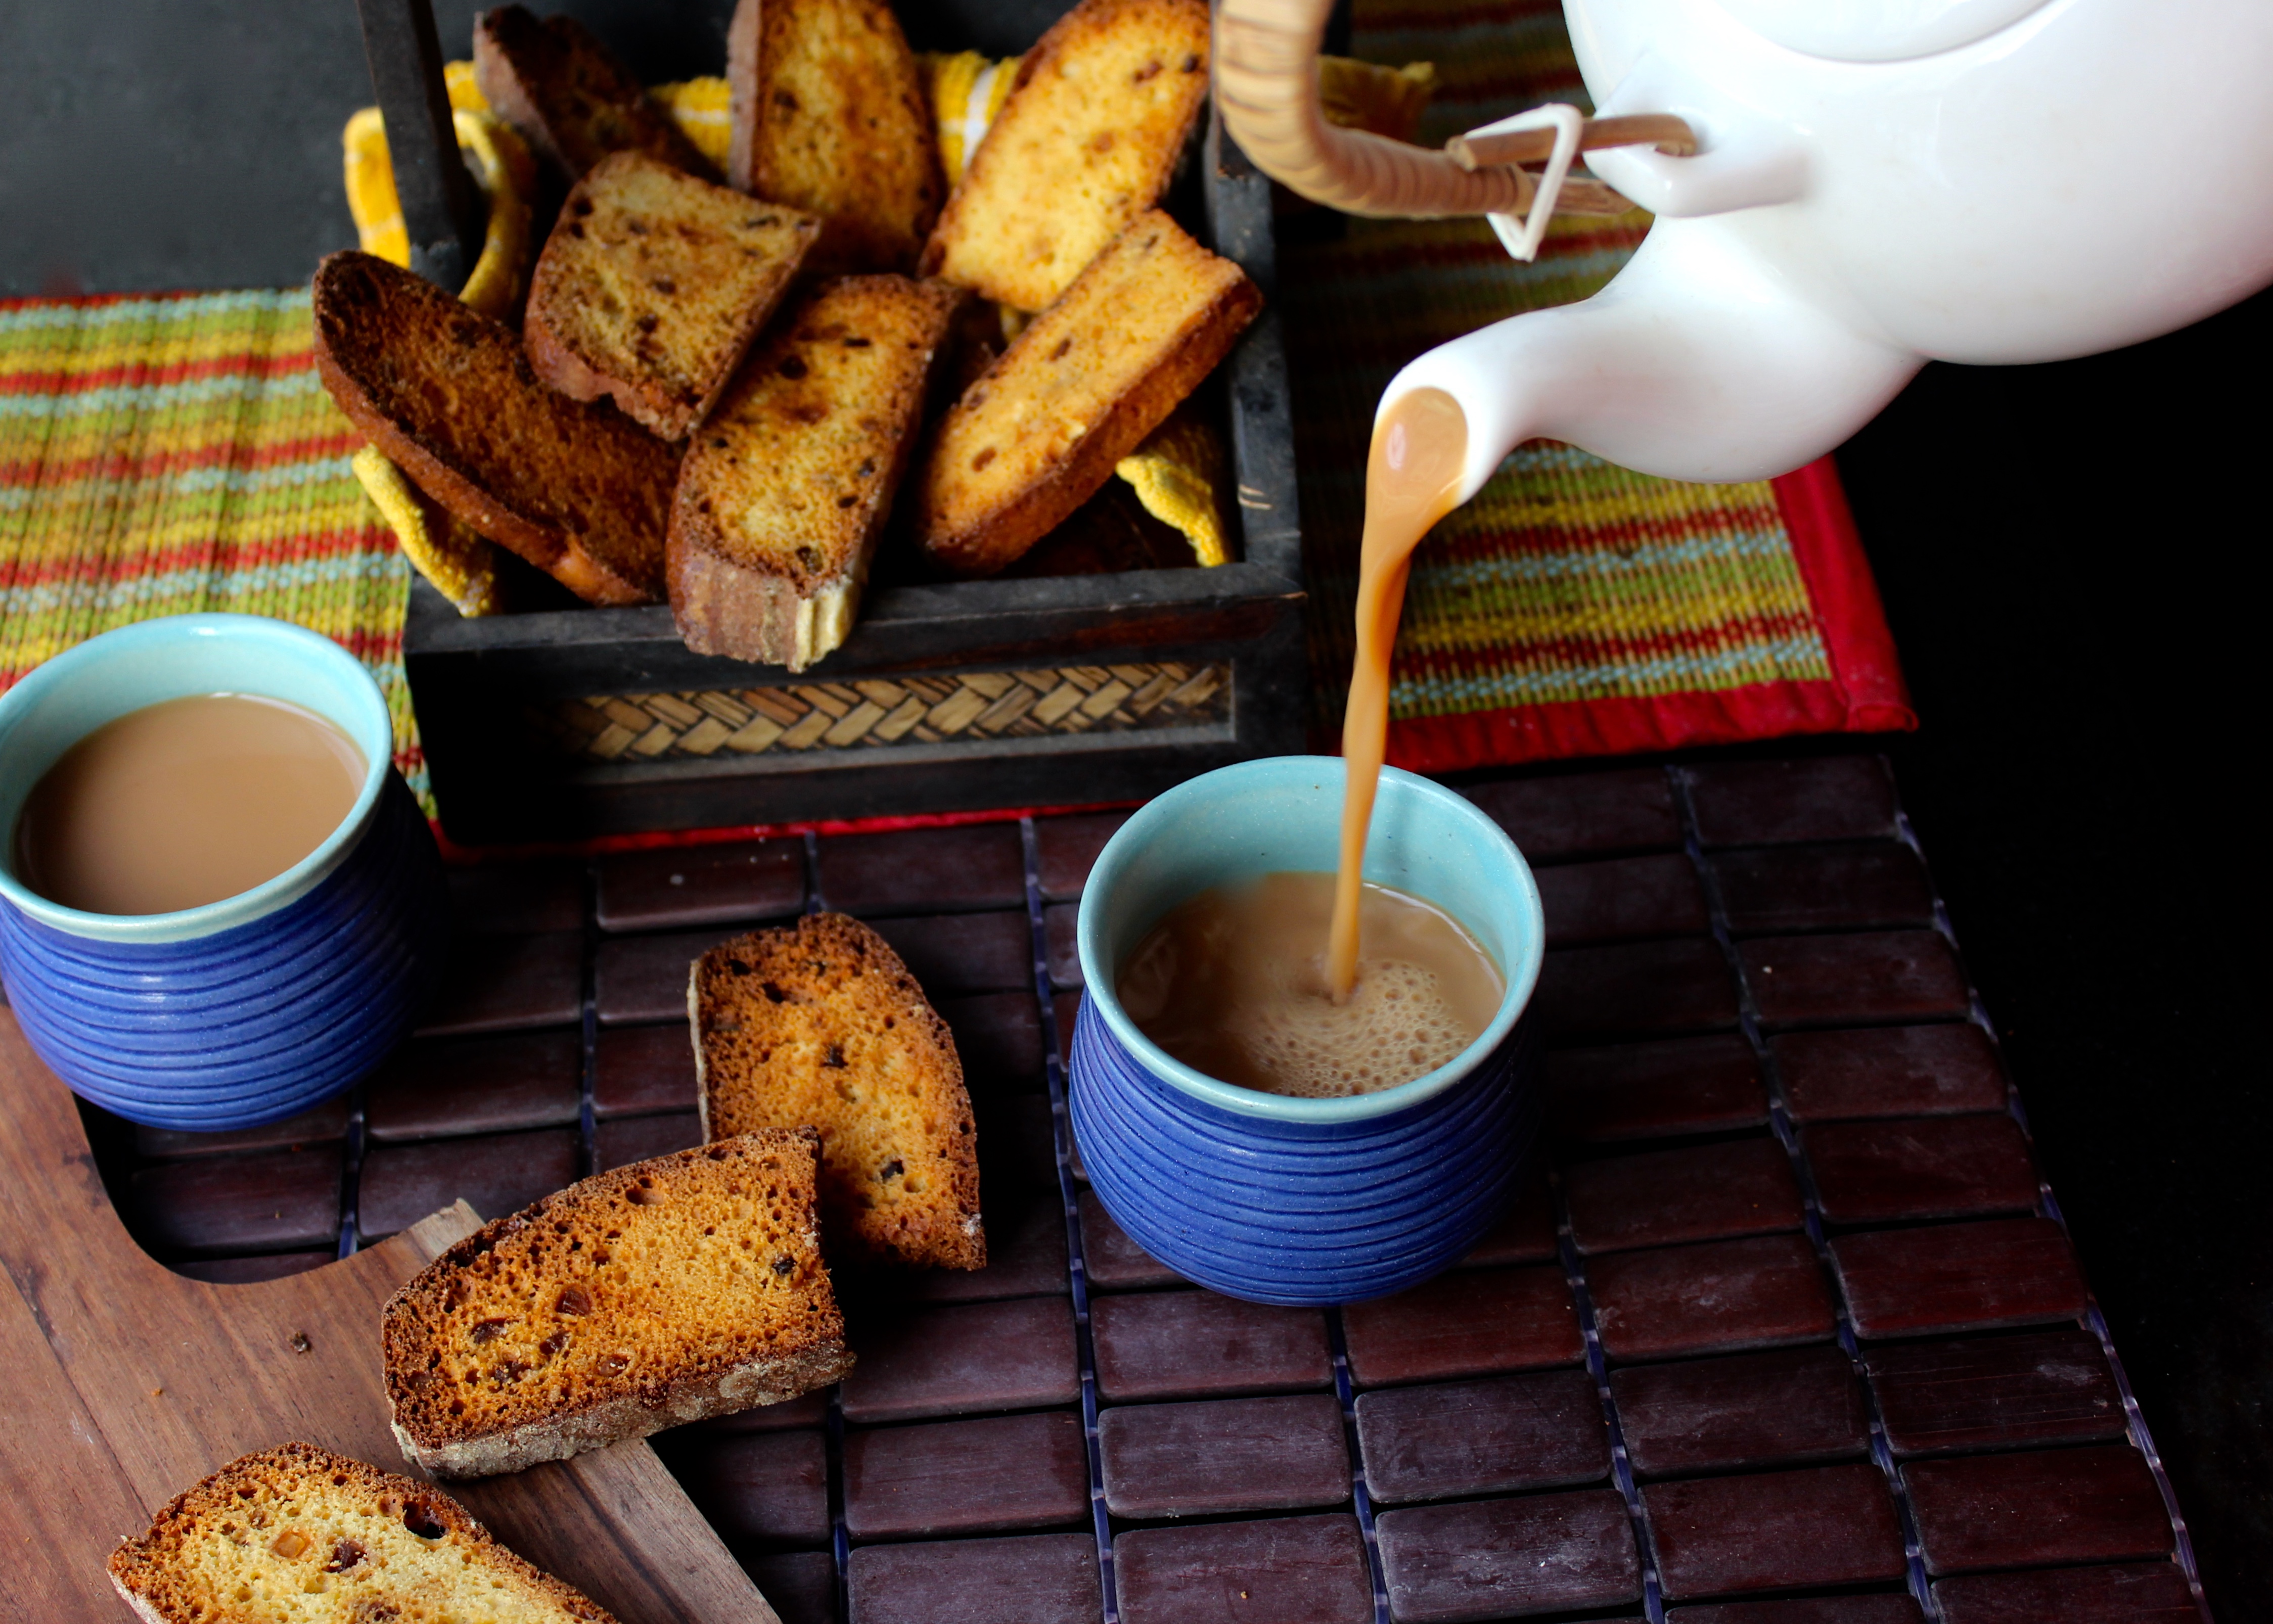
{"left": 1238, "top": 957, "right": 1477, "bottom": 1097}
{"left": 1116, "top": 871, "right": 1502, "bottom": 1099}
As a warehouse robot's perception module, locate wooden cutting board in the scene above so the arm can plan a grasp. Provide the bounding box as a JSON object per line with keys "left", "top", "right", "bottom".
{"left": 0, "top": 1008, "right": 781, "bottom": 1624}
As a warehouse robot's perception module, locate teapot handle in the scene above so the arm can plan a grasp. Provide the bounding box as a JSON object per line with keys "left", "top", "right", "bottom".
{"left": 1215, "top": 0, "right": 1533, "bottom": 218}
{"left": 1216, "top": 0, "right": 1694, "bottom": 221}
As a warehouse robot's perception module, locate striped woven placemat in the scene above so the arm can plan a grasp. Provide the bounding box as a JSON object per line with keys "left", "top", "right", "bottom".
{"left": 0, "top": 289, "right": 425, "bottom": 796}
{"left": 0, "top": 0, "right": 1911, "bottom": 824}
{"left": 1286, "top": 0, "right": 1912, "bottom": 769}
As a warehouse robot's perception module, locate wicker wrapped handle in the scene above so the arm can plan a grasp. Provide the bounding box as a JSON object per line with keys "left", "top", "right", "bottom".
{"left": 1216, "top": 0, "right": 1532, "bottom": 218}
{"left": 1215, "top": 0, "right": 1695, "bottom": 221}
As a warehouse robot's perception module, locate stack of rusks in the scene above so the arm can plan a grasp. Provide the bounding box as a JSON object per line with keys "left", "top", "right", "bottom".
{"left": 109, "top": 914, "right": 991, "bottom": 1622}
{"left": 316, "top": 0, "right": 1259, "bottom": 671}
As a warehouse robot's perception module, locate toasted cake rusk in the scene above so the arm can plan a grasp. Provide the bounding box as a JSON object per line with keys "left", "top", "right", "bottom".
{"left": 313, "top": 250, "right": 677, "bottom": 605}
{"left": 525, "top": 151, "right": 820, "bottom": 440}
{"left": 920, "top": 0, "right": 1211, "bottom": 312}
{"left": 692, "top": 913, "right": 986, "bottom": 1271}
{"left": 108, "top": 1442, "right": 616, "bottom": 1624}
{"left": 669, "top": 275, "right": 961, "bottom": 669}
{"left": 383, "top": 1131, "right": 852, "bottom": 1478}
{"left": 474, "top": 5, "right": 716, "bottom": 181}
{"left": 726, "top": 0, "right": 943, "bottom": 272}
{"left": 917, "top": 210, "right": 1260, "bottom": 577}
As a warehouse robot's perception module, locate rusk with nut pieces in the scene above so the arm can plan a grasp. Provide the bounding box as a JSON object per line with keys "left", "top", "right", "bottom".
{"left": 382, "top": 1131, "right": 852, "bottom": 1478}
{"left": 312, "top": 250, "right": 679, "bottom": 606}
{"left": 474, "top": 4, "right": 717, "bottom": 182}
{"left": 921, "top": 0, "right": 1212, "bottom": 312}
{"left": 107, "top": 1442, "right": 618, "bottom": 1623}
{"left": 669, "top": 274, "right": 963, "bottom": 669}
{"left": 692, "top": 912, "right": 986, "bottom": 1271}
{"left": 525, "top": 150, "right": 821, "bottom": 440}
{"left": 918, "top": 208, "right": 1260, "bottom": 577}
{"left": 726, "top": 0, "right": 943, "bottom": 273}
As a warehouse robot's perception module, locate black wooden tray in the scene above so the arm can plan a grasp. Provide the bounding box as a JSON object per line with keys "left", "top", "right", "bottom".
{"left": 404, "top": 4, "right": 1305, "bottom": 845}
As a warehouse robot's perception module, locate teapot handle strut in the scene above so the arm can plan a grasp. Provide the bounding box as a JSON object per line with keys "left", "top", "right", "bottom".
{"left": 1216, "top": 0, "right": 1695, "bottom": 220}
{"left": 1216, "top": 0, "right": 1533, "bottom": 217}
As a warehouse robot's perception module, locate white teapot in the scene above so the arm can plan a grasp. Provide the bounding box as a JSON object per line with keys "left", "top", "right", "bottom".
{"left": 1218, "top": 0, "right": 2273, "bottom": 499}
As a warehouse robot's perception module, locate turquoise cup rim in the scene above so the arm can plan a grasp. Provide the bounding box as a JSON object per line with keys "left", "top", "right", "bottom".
{"left": 0, "top": 614, "right": 395, "bottom": 945}
{"left": 1075, "top": 755, "right": 1545, "bottom": 1125}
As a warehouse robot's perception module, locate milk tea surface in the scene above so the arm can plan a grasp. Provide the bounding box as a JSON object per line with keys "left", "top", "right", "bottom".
{"left": 1117, "top": 871, "right": 1503, "bottom": 1098}
{"left": 14, "top": 693, "right": 366, "bottom": 915}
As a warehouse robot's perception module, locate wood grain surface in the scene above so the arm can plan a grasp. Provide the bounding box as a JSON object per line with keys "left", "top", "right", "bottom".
{"left": 0, "top": 1007, "right": 779, "bottom": 1624}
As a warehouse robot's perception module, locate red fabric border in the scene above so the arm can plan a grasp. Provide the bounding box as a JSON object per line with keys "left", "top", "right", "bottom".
{"left": 1771, "top": 456, "right": 1917, "bottom": 733}
{"left": 1385, "top": 454, "right": 1915, "bottom": 776}
{"left": 430, "top": 799, "right": 1136, "bottom": 867}
{"left": 0, "top": 289, "right": 219, "bottom": 312}
{"left": 1385, "top": 680, "right": 1856, "bottom": 775}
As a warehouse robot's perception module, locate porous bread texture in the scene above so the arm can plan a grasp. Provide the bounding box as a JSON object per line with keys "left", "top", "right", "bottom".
{"left": 312, "top": 250, "right": 677, "bottom": 605}
{"left": 668, "top": 275, "right": 961, "bottom": 670}
{"left": 107, "top": 1442, "right": 615, "bottom": 1624}
{"left": 691, "top": 913, "right": 986, "bottom": 1272}
{"left": 474, "top": 5, "right": 716, "bottom": 182}
{"left": 382, "top": 1130, "right": 852, "bottom": 1479}
{"left": 726, "top": 0, "right": 943, "bottom": 273}
{"left": 917, "top": 209, "right": 1260, "bottom": 578}
{"left": 920, "top": 0, "right": 1211, "bottom": 312}
{"left": 525, "top": 151, "right": 820, "bottom": 440}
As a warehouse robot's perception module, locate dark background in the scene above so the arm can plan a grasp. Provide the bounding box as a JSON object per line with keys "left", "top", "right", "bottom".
{"left": 1, "top": 0, "right": 2263, "bottom": 1612}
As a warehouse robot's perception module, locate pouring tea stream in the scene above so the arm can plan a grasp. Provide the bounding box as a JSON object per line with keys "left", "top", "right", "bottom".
{"left": 1220, "top": 0, "right": 2273, "bottom": 983}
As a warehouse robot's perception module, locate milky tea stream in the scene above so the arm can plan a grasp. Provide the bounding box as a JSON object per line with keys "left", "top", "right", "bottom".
{"left": 1118, "top": 390, "right": 1501, "bottom": 1099}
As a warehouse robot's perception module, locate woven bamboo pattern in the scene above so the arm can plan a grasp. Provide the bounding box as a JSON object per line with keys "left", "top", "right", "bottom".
{"left": 539, "top": 662, "right": 1232, "bottom": 764}
{"left": 0, "top": 289, "right": 424, "bottom": 798}
{"left": 1286, "top": 0, "right": 1835, "bottom": 734}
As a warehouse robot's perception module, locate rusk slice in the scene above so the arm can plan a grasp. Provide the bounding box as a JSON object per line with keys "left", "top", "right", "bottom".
{"left": 525, "top": 151, "right": 820, "bottom": 440}
{"left": 108, "top": 1442, "right": 615, "bottom": 1623}
{"left": 920, "top": 0, "right": 1211, "bottom": 312}
{"left": 383, "top": 1131, "right": 852, "bottom": 1478}
{"left": 474, "top": 5, "right": 716, "bottom": 181}
{"left": 917, "top": 210, "right": 1260, "bottom": 578}
{"left": 692, "top": 913, "right": 986, "bottom": 1271}
{"left": 726, "top": 0, "right": 943, "bottom": 272}
{"left": 669, "top": 275, "right": 961, "bottom": 669}
{"left": 312, "top": 250, "right": 677, "bottom": 605}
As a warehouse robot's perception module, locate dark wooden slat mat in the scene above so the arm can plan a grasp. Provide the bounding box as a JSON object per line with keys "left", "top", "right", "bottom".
{"left": 84, "top": 754, "right": 2211, "bottom": 1624}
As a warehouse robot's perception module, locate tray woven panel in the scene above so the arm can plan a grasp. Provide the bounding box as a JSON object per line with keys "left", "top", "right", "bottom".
{"left": 89, "top": 752, "right": 2208, "bottom": 1624}
{"left": 539, "top": 663, "right": 1235, "bottom": 766}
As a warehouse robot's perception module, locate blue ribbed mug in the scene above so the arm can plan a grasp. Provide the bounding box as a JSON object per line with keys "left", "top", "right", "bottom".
{"left": 0, "top": 614, "right": 449, "bottom": 1132}
{"left": 1071, "top": 756, "right": 1547, "bottom": 1306}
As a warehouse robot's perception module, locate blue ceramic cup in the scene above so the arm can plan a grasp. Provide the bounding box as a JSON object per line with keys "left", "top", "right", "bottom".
{"left": 1071, "top": 756, "right": 1547, "bottom": 1306}
{"left": 0, "top": 614, "right": 448, "bottom": 1132}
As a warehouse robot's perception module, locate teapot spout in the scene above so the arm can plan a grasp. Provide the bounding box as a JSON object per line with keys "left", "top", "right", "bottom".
{"left": 1385, "top": 226, "right": 1921, "bottom": 498}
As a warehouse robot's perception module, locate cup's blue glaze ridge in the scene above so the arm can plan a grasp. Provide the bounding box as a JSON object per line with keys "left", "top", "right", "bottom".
{"left": 1073, "top": 993, "right": 1540, "bottom": 1303}
{"left": 0, "top": 773, "right": 447, "bottom": 1130}
{"left": 1068, "top": 756, "right": 1549, "bottom": 1306}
